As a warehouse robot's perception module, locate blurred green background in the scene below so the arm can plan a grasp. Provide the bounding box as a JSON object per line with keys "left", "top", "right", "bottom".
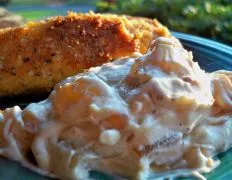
{"left": 1, "top": 0, "right": 97, "bottom": 20}
{"left": 1, "top": 0, "right": 232, "bottom": 45}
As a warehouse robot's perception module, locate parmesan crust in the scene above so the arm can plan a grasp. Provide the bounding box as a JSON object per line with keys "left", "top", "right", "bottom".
{"left": 0, "top": 12, "right": 170, "bottom": 96}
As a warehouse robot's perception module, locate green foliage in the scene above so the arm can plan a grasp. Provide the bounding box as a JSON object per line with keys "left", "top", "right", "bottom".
{"left": 97, "top": 0, "right": 232, "bottom": 45}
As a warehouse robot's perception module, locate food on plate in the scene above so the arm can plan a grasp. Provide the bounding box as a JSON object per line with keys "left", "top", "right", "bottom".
{"left": 1, "top": 37, "right": 232, "bottom": 180}
{"left": 0, "top": 12, "right": 170, "bottom": 97}
{"left": 0, "top": 7, "right": 25, "bottom": 29}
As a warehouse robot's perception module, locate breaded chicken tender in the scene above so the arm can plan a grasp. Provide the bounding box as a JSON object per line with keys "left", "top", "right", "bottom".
{"left": 0, "top": 12, "right": 170, "bottom": 96}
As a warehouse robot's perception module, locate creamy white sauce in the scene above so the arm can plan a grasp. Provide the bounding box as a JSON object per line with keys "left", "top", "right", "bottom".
{"left": 99, "top": 129, "right": 121, "bottom": 146}
{"left": 0, "top": 37, "right": 232, "bottom": 180}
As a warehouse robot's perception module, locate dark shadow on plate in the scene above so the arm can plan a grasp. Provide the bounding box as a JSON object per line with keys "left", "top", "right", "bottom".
{"left": 0, "top": 93, "right": 49, "bottom": 109}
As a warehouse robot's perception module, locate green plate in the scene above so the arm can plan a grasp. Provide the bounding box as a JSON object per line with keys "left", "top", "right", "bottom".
{"left": 0, "top": 31, "right": 232, "bottom": 179}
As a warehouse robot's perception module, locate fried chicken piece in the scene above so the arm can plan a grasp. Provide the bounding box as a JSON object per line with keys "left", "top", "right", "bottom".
{"left": 0, "top": 12, "right": 170, "bottom": 96}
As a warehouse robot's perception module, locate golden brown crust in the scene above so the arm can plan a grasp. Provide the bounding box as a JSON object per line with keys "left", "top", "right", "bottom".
{"left": 0, "top": 12, "right": 170, "bottom": 96}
